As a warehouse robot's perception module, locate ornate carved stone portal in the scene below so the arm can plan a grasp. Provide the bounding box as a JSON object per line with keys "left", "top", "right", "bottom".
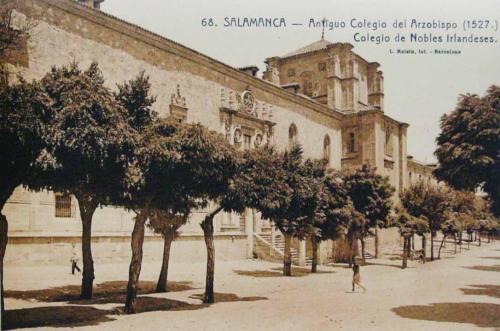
{"left": 220, "top": 87, "right": 276, "bottom": 150}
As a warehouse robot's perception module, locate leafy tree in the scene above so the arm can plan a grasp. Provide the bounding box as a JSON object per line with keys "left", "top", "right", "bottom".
{"left": 115, "top": 71, "right": 157, "bottom": 130}
{"left": 309, "top": 170, "right": 352, "bottom": 272}
{"left": 393, "top": 211, "right": 429, "bottom": 268}
{"left": 271, "top": 146, "right": 322, "bottom": 276}
{"left": 342, "top": 165, "right": 394, "bottom": 263}
{"left": 400, "top": 181, "right": 450, "bottom": 261}
{"left": 448, "top": 189, "right": 481, "bottom": 248}
{"left": 231, "top": 145, "right": 318, "bottom": 276}
{"left": 187, "top": 127, "right": 241, "bottom": 304}
{"left": 115, "top": 72, "right": 187, "bottom": 294}
{"left": 434, "top": 86, "right": 500, "bottom": 216}
{"left": 30, "top": 62, "right": 136, "bottom": 299}
{"left": 123, "top": 118, "right": 179, "bottom": 313}
{"left": 0, "top": 76, "right": 51, "bottom": 317}
{"left": 438, "top": 219, "right": 459, "bottom": 258}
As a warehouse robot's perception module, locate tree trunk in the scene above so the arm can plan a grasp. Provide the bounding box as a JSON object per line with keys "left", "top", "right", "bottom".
{"left": 200, "top": 206, "right": 223, "bottom": 304}
{"left": 478, "top": 232, "right": 481, "bottom": 246}
{"left": 454, "top": 234, "right": 457, "bottom": 254}
{"left": 0, "top": 213, "right": 8, "bottom": 322}
{"left": 156, "top": 230, "right": 175, "bottom": 293}
{"left": 412, "top": 233, "right": 415, "bottom": 250}
{"left": 76, "top": 195, "right": 98, "bottom": 299}
{"left": 0, "top": 185, "right": 15, "bottom": 323}
{"left": 438, "top": 234, "right": 447, "bottom": 259}
{"left": 125, "top": 207, "right": 149, "bottom": 314}
{"left": 402, "top": 236, "right": 408, "bottom": 269}
{"left": 311, "top": 235, "right": 318, "bottom": 273}
{"left": 374, "top": 226, "right": 379, "bottom": 258}
{"left": 360, "top": 237, "right": 366, "bottom": 265}
{"left": 422, "top": 235, "right": 427, "bottom": 263}
{"left": 283, "top": 232, "right": 292, "bottom": 276}
{"left": 430, "top": 231, "right": 435, "bottom": 261}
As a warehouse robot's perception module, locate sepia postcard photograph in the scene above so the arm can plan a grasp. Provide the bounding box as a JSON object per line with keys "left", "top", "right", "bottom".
{"left": 0, "top": 0, "right": 499, "bottom": 330}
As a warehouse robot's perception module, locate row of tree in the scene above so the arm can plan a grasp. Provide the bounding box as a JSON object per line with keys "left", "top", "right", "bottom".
{"left": 395, "top": 181, "right": 498, "bottom": 268}
{"left": 0, "top": 61, "right": 398, "bottom": 316}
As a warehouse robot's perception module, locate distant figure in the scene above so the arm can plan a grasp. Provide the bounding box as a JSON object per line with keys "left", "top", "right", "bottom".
{"left": 71, "top": 243, "right": 81, "bottom": 275}
{"left": 352, "top": 264, "right": 366, "bottom": 293}
{"left": 418, "top": 250, "right": 425, "bottom": 264}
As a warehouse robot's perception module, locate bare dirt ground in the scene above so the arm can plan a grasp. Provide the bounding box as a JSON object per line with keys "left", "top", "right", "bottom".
{"left": 3, "top": 239, "right": 500, "bottom": 330}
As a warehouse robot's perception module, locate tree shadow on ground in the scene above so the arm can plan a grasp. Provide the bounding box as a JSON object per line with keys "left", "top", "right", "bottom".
{"left": 392, "top": 302, "right": 500, "bottom": 328}
{"left": 481, "top": 256, "right": 500, "bottom": 260}
{"left": 115, "top": 296, "right": 207, "bottom": 314}
{"left": 461, "top": 284, "right": 500, "bottom": 299}
{"left": 5, "top": 280, "right": 195, "bottom": 305}
{"left": 3, "top": 305, "right": 114, "bottom": 330}
{"left": 233, "top": 267, "right": 333, "bottom": 278}
{"left": 4, "top": 296, "right": 208, "bottom": 330}
{"left": 463, "top": 265, "right": 500, "bottom": 272}
{"left": 189, "top": 292, "right": 267, "bottom": 303}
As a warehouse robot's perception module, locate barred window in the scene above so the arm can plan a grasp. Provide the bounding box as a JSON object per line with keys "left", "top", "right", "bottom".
{"left": 55, "top": 193, "right": 73, "bottom": 218}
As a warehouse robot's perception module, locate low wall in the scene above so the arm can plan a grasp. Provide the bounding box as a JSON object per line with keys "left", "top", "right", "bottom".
{"left": 5, "top": 233, "right": 249, "bottom": 266}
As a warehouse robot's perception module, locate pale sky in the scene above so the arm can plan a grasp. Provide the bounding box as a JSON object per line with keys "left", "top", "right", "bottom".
{"left": 101, "top": 0, "right": 500, "bottom": 163}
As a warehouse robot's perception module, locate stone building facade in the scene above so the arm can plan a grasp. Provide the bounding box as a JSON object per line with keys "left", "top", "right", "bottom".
{"left": 3, "top": 0, "right": 435, "bottom": 265}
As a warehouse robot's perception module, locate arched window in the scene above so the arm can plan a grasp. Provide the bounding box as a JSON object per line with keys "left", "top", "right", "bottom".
{"left": 288, "top": 123, "right": 298, "bottom": 148}
{"left": 348, "top": 132, "right": 356, "bottom": 153}
{"left": 323, "top": 135, "right": 331, "bottom": 166}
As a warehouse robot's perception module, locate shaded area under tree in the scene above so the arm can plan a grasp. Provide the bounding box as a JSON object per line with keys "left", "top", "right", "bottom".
{"left": 5, "top": 280, "right": 194, "bottom": 305}
{"left": 392, "top": 302, "right": 500, "bottom": 328}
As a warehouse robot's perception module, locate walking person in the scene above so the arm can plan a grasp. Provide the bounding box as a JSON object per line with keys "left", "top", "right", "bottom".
{"left": 71, "top": 243, "right": 81, "bottom": 275}
{"left": 352, "top": 263, "right": 366, "bottom": 293}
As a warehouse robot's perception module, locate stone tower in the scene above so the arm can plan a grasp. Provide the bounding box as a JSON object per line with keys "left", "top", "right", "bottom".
{"left": 263, "top": 39, "right": 384, "bottom": 114}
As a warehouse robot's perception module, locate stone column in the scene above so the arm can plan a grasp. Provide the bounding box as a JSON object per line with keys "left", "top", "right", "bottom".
{"left": 245, "top": 209, "right": 254, "bottom": 258}
{"left": 298, "top": 240, "right": 306, "bottom": 266}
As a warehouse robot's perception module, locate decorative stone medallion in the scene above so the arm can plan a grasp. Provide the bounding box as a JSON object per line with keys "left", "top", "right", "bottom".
{"left": 233, "top": 126, "right": 243, "bottom": 144}
{"left": 254, "top": 133, "right": 263, "bottom": 147}
{"left": 241, "top": 90, "right": 255, "bottom": 113}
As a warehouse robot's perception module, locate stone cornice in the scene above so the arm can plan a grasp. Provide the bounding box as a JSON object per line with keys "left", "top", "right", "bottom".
{"left": 342, "top": 109, "right": 410, "bottom": 128}
{"left": 36, "top": 0, "right": 343, "bottom": 121}
{"left": 408, "top": 158, "right": 436, "bottom": 171}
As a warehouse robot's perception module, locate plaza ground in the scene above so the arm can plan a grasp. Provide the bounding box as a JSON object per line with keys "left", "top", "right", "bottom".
{"left": 3, "top": 239, "right": 499, "bottom": 330}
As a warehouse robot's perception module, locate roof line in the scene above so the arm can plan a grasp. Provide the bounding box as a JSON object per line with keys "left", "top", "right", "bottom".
{"left": 38, "top": 0, "right": 344, "bottom": 121}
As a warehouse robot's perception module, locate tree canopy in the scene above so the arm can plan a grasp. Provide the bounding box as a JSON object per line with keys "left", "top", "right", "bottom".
{"left": 434, "top": 85, "right": 500, "bottom": 216}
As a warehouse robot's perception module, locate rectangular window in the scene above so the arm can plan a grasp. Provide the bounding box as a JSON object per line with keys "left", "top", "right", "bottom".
{"left": 55, "top": 193, "right": 73, "bottom": 218}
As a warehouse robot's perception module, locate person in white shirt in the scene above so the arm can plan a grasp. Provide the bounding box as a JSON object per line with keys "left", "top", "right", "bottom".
{"left": 70, "top": 243, "right": 81, "bottom": 275}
